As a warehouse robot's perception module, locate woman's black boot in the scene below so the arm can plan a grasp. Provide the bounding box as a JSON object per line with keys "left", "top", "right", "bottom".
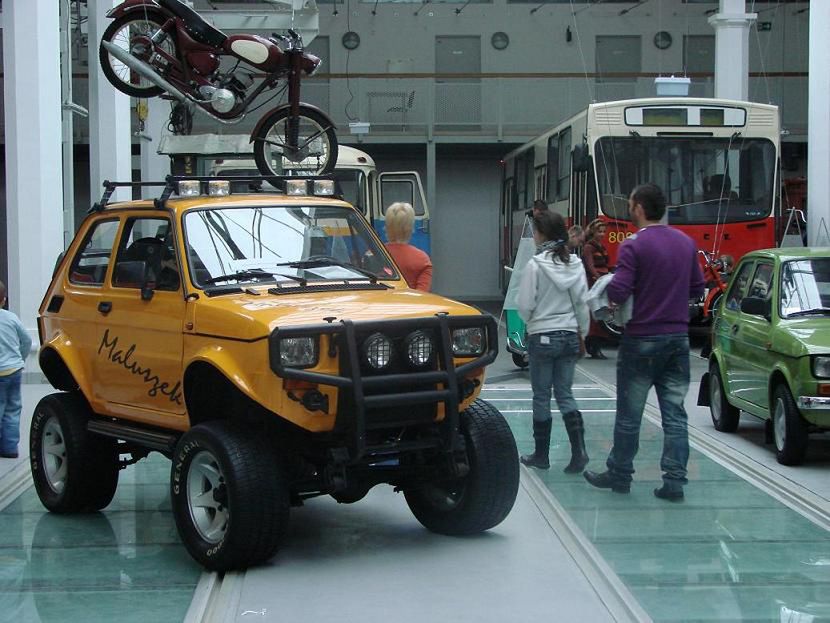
{"left": 562, "top": 411, "right": 589, "bottom": 473}
{"left": 586, "top": 336, "right": 607, "bottom": 359}
{"left": 521, "top": 419, "right": 552, "bottom": 469}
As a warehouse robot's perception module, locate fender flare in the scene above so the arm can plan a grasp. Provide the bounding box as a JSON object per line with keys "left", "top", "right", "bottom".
{"left": 249, "top": 103, "right": 336, "bottom": 143}
{"left": 184, "top": 347, "right": 261, "bottom": 405}
{"left": 39, "top": 337, "right": 90, "bottom": 397}
{"left": 106, "top": 0, "right": 164, "bottom": 20}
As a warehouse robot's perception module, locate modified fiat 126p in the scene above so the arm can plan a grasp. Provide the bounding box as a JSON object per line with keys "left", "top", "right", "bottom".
{"left": 32, "top": 176, "right": 519, "bottom": 571}
{"left": 701, "top": 248, "right": 830, "bottom": 465}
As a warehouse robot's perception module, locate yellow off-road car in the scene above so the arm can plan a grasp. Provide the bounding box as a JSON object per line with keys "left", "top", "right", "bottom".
{"left": 32, "top": 176, "right": 519, "bottom": 571}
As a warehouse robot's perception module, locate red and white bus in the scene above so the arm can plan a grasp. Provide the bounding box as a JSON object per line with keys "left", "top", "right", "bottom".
{"left": 500, "top": 97, "right": 781, "bottom": 291}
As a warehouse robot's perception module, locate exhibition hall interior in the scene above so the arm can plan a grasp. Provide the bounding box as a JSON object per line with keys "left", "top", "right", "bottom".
{"left": 0, "top": 1, "right": 828, "bottom": 622}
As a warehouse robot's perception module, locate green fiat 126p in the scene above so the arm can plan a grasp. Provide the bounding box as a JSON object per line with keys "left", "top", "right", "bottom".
{"left": 700, "top": 248, "right": 830, "bottom": 465}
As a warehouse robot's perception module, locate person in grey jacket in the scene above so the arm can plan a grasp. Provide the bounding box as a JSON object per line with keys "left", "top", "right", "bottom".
{"left": 0, "top": 281, "right": 32, "bottom": 459}
{"left": 517, "top": 211, "right": 591, "bottom": 472}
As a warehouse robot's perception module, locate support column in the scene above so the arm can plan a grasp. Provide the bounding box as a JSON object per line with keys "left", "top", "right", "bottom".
{"left": 426, "top": 141, "right": 436, "bottom": 228}
{"left": 140, "top": 98, "right": 172, "bottom": 198}
{"left": 3, "top": 0, "right": 63, "bottom": 347}
{"left": 89, "top": 0, "right": 132, "bottom": 202}
{"left": 808, "top": 3, "right": 830, "bottom": 245}
{"left": 708, "top": 0, "right": 757, "bottom": 101}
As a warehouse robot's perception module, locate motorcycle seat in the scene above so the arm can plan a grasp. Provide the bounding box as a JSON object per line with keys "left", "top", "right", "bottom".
{"left": 159, "top": 0, "right": 227, "bottom": 48}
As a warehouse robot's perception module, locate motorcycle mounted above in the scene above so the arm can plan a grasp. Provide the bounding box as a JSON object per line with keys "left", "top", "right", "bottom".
{"left": 99, "top": 0, "right": 338, "bottom": 179}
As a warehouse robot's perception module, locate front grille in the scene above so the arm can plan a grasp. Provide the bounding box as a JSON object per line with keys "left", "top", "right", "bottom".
{"left": 335, "top": 327, "right": 440, "bottom": 430}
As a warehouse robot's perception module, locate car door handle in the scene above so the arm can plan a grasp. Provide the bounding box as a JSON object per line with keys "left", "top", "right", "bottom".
{"left": 731, "top": 324, "right": 739, "bottom": 334}
{"left": 98, "top": 301, "right": 112, "bottom": 315}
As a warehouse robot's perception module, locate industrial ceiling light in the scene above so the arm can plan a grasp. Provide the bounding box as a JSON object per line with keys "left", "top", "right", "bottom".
{"left": 653, "top": 31, "right": 673, "bottom": 50}
{"left": 491, "top": 32, "right": 509, "bottom": 51}
{"left": 342, "top": 31, "right": 360, "bottom": 51}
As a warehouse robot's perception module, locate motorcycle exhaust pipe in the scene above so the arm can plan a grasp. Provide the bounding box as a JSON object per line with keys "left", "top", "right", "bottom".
{"left": 100, "top": 41, "right": 244, "bottom": 125}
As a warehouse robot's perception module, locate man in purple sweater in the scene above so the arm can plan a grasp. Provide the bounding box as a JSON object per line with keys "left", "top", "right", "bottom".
{"left": 584, "top": 183, "right": 705, "bottom": 501}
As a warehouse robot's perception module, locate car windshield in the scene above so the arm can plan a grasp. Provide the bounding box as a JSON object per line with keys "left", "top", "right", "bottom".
{"left": 780, "top": 258, "right": 830, "bottom": 317}
{"left": 183, "top": 204, "right": 398, "bottom": 288}
{"left": 594, "top": 136, "right": 776, "bottom": 224}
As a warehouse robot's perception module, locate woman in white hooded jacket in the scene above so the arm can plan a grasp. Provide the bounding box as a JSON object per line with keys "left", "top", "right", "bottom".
{"left": 517, "top": 211, "right": 591, "bottom": 472}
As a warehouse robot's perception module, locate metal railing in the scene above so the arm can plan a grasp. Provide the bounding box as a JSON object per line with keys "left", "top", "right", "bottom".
{"left": 37, "top": 73, "right": 810, "bottom": 143}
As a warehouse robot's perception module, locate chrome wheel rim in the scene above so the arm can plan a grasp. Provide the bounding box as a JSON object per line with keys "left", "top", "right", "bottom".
{"left": 421, "top": 479, "right": 466, "bottom": 511}
{"left": 41, "top": 416, "right": 67, "bottom": 495}
{"left": 260, "top": 116, "right": 333, "bottom": 175}
{"left": 710, "top": 375, "right": 722, "bottom": 424}
{"left": 773, "top": 398, "right": 787, "bottom": 451}
{"left": 187, "top": 450, "right": 229, "bottom": 544}
{"left": 106, "top": 18, "right": 174, "bottom": 91}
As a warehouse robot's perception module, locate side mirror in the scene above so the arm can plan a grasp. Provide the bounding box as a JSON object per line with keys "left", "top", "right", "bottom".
{"left": 572, "top": 144, "right": 592, "bottom": 173}
{"left": 740, "top": 296, "right": 770, "bottom": 319}
{"left": 114, "top": 260, "right": 155, "bottom": 300}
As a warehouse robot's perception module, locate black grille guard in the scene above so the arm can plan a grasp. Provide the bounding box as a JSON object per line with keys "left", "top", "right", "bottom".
{"left": 269, "top": 314, "right": 498, "bottom": 461}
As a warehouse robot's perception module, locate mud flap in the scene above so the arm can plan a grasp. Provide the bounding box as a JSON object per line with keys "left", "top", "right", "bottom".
{"left": 697, "top": 372, "right": 710, "bottom": 406}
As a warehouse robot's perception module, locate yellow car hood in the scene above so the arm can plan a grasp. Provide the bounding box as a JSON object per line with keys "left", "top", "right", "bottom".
{"left": 193, "top": 288, "right": 482, "bottom": 340}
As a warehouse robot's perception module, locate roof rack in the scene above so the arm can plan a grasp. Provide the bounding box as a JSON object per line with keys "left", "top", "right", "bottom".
{"left": 89, "top": 174, "right": 339, "bottom": 213}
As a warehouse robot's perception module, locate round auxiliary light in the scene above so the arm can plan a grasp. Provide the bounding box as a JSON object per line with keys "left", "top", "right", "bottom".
{"left": 405, "top": 330, "right": 434, "bottom": 368}
{"left": 363, "top": 332, "right": 393, "bottom": 370}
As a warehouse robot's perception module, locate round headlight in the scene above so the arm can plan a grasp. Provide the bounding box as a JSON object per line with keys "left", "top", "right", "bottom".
{"left": 363, "top": 332, "right": 393, "bottom": 370}
{"left": 405, "top": 330, "right": 434, "bottom": 368}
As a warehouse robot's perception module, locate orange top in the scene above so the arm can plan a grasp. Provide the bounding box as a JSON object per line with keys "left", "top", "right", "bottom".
{"left": 386, "top": 243, "right": 433, "bottom": 291}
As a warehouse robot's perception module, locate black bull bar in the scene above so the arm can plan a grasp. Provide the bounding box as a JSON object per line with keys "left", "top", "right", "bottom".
{"left": 269, "top": 314, "right": 498, "bottom": 461}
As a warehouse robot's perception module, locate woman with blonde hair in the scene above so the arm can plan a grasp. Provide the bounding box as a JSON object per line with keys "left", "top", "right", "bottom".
{"left": 384, "top": 202, "right": 432, "bottom": 291}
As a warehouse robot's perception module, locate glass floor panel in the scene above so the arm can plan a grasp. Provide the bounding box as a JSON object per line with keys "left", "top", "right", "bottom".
{"left": 483, "top": 375, "right": 830, "bottom": 623}
{"left": 0, "top": 454, "right": 200, "bottom": 623}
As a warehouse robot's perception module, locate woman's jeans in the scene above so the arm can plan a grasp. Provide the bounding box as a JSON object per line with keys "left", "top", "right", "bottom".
{"left": 528, "top": 331, "right": 580, "bottom": 423}
{"left": 0, "top": 369, "right": 23, "bottom": 455}
{"left": 607, "top": 334, "right": 690, "bottom": 490}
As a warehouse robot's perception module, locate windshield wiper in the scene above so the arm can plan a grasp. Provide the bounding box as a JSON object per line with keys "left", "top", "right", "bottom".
{"left": 786, "top": 307, "right": 830, "bottom": 317}
{"left": 277, "top": 259, "right": 379, "bottom": 284}
{"left": 203, "top": 269, "right": 277, "bottom": 285}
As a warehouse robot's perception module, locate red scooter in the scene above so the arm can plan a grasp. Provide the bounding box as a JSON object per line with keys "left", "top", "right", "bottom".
{"left": 99, "top": 0, "right": 338, "bottom": 178}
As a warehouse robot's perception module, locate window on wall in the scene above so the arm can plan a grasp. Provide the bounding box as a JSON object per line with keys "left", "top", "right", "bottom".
{"left": 683, "top": 35, "right": 715, "bottom": 75}
{"left": 596, "top": 35, "right": 641, "bottom": 82}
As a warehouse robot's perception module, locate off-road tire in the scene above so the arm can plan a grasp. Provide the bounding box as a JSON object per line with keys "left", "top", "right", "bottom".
{"left": 405, "top": 399, "right": 519, "bottom": 535}
{"left": 772, "top": 383, "right": 809, "bottom": 466}
{"left": 30, "top": 393, "right": 119, "bottom": 513}
{"left": 709, "top": 362, "right": 740, "bottom": 432}
{"left": 170, "top": 420, "right": 290, "bottom": 571}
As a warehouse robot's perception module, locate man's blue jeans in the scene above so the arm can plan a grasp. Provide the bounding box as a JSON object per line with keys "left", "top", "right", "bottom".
{"left": 607, "top": 334, "right": 690, "bottom": 491}
{"left": 0, "top": 370, "right": 23, "bottom": 455}
{"left": 528, "top": 331, "right": 580, "bottom": 423}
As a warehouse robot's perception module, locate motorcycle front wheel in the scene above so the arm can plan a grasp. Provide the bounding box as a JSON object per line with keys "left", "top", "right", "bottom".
{"left": 99, "top": 12, "right": 177, "bottom": 98}
{"left": 253, "top": 106, "right": 339, "bottom": 182}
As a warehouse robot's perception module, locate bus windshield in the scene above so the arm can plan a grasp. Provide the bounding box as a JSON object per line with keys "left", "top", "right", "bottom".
{"left": 594, "top": 136, "right": 776, "bottom": 225}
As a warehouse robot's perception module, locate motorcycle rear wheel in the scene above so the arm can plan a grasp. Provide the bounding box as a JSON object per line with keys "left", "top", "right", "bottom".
{"left": 253, "top": 106, "right": 339, "bottom": 182}
{"left": 99, "top": 12, "right": 176, "bottom": 98}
